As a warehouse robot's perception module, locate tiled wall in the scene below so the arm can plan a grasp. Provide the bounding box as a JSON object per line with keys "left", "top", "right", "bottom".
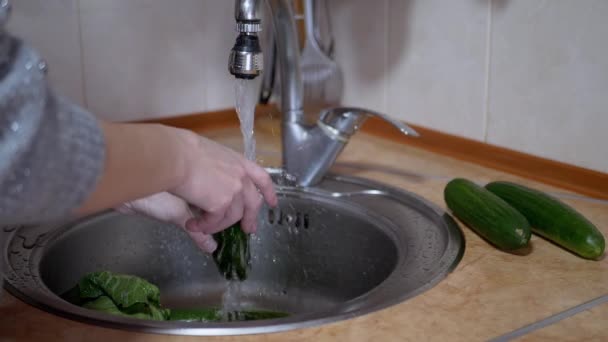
{"left": 8, "top": 0, "right": 236, "bottom": 120}
{"left": 332, "top": 0, "right": 608, "bottom": 173}
{"left": 7, "top": 1, "right": 608, "bottom": 173}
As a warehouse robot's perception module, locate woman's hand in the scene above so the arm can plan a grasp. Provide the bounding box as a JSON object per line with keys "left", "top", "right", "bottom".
{"left": 117, "top": 192, "right": 218, "bottom": 253}
{"left": 118, "top": 136, "right": 277, "bottom": 253}
{"left": 77, "top": 122, "right": 278, "bottom": 252}
{"left": 172, "top": 134, "right": 277, "bottom": 236}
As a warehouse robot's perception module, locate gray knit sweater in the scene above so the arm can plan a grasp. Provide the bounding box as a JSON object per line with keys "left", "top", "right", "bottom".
{"left": 0, "top": 1, "right": 105, "bottom": 226}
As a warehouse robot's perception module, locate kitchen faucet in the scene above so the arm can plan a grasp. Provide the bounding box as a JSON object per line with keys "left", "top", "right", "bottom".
{"left": 228, "top": 0, "right": 419, "bottom": 186}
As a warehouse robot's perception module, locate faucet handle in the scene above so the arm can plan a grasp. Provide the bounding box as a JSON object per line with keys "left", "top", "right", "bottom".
{"left": 318, "top": 107, "right": 420, "bottom": 142}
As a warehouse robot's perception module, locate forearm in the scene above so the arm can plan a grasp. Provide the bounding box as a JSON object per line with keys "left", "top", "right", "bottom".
{"left": 76, "top": 122, "right": 196, "bottom": 217}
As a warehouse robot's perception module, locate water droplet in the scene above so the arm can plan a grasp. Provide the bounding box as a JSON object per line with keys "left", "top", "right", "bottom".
{"left": 9, "top": 121, "right": 19, "bottom": 132}
{"left": 25, "top": 61, "right": 33, "bottom": 70}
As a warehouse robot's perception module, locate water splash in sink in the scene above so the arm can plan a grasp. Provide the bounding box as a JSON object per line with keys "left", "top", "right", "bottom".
{"left": 220, "top": 281, "right": 244, "bottom": 320}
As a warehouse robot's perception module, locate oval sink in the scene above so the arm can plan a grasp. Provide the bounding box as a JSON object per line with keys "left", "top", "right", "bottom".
{"left": 1, "top": 171, "right": 464, "bottom": 335}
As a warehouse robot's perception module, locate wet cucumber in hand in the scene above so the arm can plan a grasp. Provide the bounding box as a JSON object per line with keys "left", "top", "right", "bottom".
{"left": 444, "top": 178, "right": 531, "bottom": 251}
{"left": 486, "top": 181, "right": 605, "bottom": 260}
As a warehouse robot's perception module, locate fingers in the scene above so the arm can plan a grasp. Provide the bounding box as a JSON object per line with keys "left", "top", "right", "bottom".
{"left": 169, "top": 137, "right": 278, "bottom": 238}
{"left": 187, "top": 176, "right": 262, "bottom": 235}
{"left": 184, "top": 227, "right": 217, "bottom": 253}
{"left": 189, "top": 195, "right": 244, "bottom": 235}
{"left": 117, "top": 192, "right": 216, "bottom": 253}
{"left": 242, "top": 159, "right": 278, "bottom": 207}
{"left": 161, "top": 194, "right": 196, "bottom": 228}
{"left": 118, "top": 192, "right": 195, "bottom": 227}
{"left": 191, "top": 206, "right": 227, "bottom": 233}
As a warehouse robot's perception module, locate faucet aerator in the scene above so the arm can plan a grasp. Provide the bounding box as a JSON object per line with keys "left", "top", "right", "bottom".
{"left": 229, "top": 32, "right": 264, "bottom": 80}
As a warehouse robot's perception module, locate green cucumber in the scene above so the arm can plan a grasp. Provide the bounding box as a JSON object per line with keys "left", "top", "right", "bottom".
{"left": 486, "top": 181, "right": 605, "bottom": 260}
{"left": 444, "top": 178, "right": 531, "bottom": 250}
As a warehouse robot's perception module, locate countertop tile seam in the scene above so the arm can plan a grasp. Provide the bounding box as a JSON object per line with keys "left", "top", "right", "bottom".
{"left": 488, "top": 293, "right": 608, "bottom": 342}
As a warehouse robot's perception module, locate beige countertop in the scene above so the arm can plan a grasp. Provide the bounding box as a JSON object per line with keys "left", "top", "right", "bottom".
{"left": 1, "top": 116, "right": 607, "bottom": 341}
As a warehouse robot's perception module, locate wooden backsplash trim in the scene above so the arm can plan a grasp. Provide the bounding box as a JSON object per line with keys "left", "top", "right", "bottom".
{"left": 142, "top": 107, "right": 608, "bottom": 200}
{"left": 363, "top": 116, "right": 608, "bottom": 200}
{"left": 137, "top": 104, "right": 279, "bottom": 131}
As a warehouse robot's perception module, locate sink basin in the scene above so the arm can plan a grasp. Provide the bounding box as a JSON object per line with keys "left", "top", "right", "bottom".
{"left": 1, "top": 170, "right": 464, "bottom": 336}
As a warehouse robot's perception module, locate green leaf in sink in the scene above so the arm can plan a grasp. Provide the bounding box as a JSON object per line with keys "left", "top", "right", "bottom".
{"left": 227, "top": 309, "right": 289, "bottom": 321}
{"left": 63, "top": 271, "right": 290, "bottom": 322}
{"left": 213, "top": 222, "right": 251, "bottom": 281}
{"left": 169, "top": 308, "right": 222, "bottom": 322}
{"left": 82, "top": 296, "right": 167, "bottom": 320}
{"left": 169, "top": 308, "right": 289, "bottom": 322}
{"left": 65, "top": 271, "right": 170, "bottom": 321}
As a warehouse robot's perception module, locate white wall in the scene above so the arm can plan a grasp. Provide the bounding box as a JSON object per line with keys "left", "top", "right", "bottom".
{"left": 8, "top": 0, "right": 236, "bottom": 121}
{"left": 331, "top": 0, "right": 608, "bottom": 173}
{"left": 7, "top": 0, "right": 608, "bottom": 173}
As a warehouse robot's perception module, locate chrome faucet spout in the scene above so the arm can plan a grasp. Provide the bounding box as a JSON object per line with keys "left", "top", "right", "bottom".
{"left": 229, "top": 0, "right": 418, "bottom": 187}
{"left": 229, "top": 0, "right": 303, "bottom": 115}
{"left": 234, "top": 0, "right": 262, "bottom": 22}
{"left": 229, "top": 0, "right": 264, "bottom": 79}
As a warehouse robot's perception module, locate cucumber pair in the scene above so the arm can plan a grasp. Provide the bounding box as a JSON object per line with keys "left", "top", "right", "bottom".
{"left": 444, "top": 179, "right": 605, "bottom": 260}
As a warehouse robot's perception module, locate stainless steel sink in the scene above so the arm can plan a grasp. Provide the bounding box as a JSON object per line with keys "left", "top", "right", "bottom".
{"left": 1, "top": 170, "right": 464, "bottom": 336}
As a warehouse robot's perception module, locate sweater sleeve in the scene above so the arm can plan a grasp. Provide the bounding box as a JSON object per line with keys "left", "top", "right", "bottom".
{"left": 0, "top": 3, "right": 105, "bottom": 225}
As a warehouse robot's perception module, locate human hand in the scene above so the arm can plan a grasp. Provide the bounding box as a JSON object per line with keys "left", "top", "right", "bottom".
{"left": 117, "top": 192, "right": 218, "bottom": 253}
{"left": 171, "top": 133, "right": 278, "bottom": 237}
{"left": 86, "top": 123, "right": 277, "bottom": 253}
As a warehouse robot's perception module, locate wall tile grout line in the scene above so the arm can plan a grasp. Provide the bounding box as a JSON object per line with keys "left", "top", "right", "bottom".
{"left": 488, "top": 293, "right": 608, "bottom": 342}
{"left": 482, "top": 0, "right": 493, "bottom": 143}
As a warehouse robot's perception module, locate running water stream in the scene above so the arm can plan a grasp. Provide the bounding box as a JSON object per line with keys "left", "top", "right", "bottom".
{"left": 235, "top": 78, "right": 258, "bottom": 162}
{"left": 220, "top": 79, "right": 259, "bottom": 319}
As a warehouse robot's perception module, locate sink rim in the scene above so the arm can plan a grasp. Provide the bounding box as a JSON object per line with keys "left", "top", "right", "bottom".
{"left": 2, "top": 171, "right": 464, "bottom": 336}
